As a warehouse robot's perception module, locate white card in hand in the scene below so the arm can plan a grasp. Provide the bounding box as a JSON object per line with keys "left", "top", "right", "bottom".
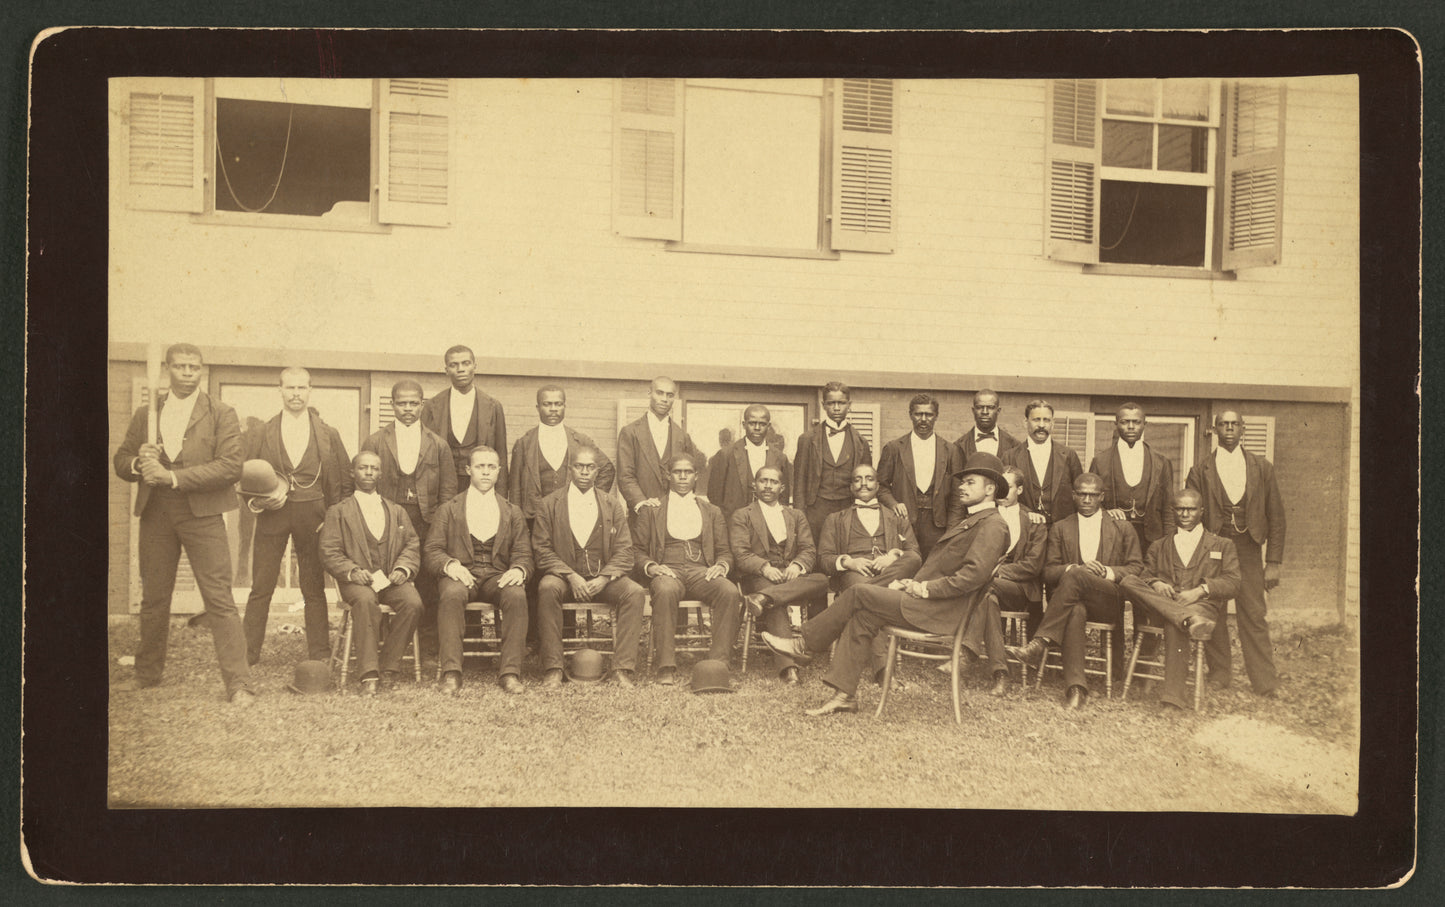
{"left": 370, "top": 571, "right": 392, "bottom": 592}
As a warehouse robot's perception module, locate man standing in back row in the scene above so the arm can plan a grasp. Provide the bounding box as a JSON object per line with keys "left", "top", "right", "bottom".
{"left": 1186, "top": 410, "right": 1285, "bottom": 697}
{"left": 954, "top": 389, "right": 1020, "bottom": 460}
{"left": 795, "top": 381, "right": 873, "bottom": 544}
{"left": 616, "top": 376, "right": 706, "bottom": 529}
{"left": 1003, "top": 398, "right": 1083, "bottom": 525}
{"left": 707, "top": 403, "right": 792, "bottom": 522}
{"left": 421, "top": 344, "right": 509, "bottom": 493}
{"left": 877, "top": 393, "right": 960, "bottom": 560}
{"left": 1090, "top": 402, "right": 1175, "bottom": 553}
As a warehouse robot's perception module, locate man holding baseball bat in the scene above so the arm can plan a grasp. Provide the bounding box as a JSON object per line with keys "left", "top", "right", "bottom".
{"left": 113, "top": 343, "right": 255, "bottom": 705}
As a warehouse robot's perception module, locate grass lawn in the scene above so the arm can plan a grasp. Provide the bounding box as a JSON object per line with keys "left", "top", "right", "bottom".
{"left": 107, "top": 609, "right": 1358, "bottom": 812}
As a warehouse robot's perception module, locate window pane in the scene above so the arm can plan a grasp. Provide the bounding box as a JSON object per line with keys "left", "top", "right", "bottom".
{"left": 1102, "top": 120, "right": 1153, "bottom": 168}
{"left": 1099, "top": 180, "right": 1208, "bottom": 267}
{"left": 682, "top": 87, "right": 821, "bottom": 249}
{"left": 1104, "top": 79, "right": 1155, "bottom": 117}
{"left": 1161, "top": 79, "right": 1211, "bottom": 121}
{"left": 1157, "top": 124, "right": 1209, "bottom": 173}
{"left": 215, "top": 99, "right": 370, "bottom": 218}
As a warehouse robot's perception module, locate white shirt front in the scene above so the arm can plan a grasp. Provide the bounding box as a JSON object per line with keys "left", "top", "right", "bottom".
{"left": 449, "top": 386, "right": 476, "bottom": 446}
{"left": 394, "top": 420, "right": 422, "bottom": 475}
{"left": 999, "top": 502, "right": 1022, "bottom": 555}
{"left": 823, "top": 419, "right": 849, "bottom": 461}
{"left": 1027, "top": 437, "right": 1053, "bottom": 488}
{"left": 281, "top": 409, "right": 312, "bottom": 468}
{"left": 158, "top": 389, "right": 199, "bottom": 463}
{"left": 757, "top": 500, "right": 788, "bottom": 544}
{"left": 1173, "top": 523, "right": 1205, "bottom": 566}
{"left": 910, "top": 433, "right": 936, "bottom": 493}
{"left": 537, "top": 422, "right": 569, "bottom": 472}
{"left": 853, "top": 500, "right": 881, "bottom": 536}
{"left": 647, "top": 412, "right": 671, "bottom": 461}
{"left": 466, "top": 487, "right": 500, "bottom": 542}
{"left": 567, "top": 483, "right": 600, "bottom": 548}
{"left": 666, "top": 492, "right": 703, "bottom": 539}
{"left": 1117, "top": 438, "right": 1145, "bottom": 486}
{"left": 972, "top": 428, "right": 1000, "bottom": 457}
{"left": 1077, "top": 510, "right": 1103, "bottom": 563}
{"left": 1216, "top": 445, "right": 1247, "bottom": 504}
{"left": 355, "top": 490, "right": 387, "bottom": 540}
{"left": 745, "top": 440, "right": 769, "bottom": 483}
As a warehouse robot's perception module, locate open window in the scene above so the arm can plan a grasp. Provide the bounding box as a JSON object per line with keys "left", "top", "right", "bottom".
{"left": 612, "top": 78, "right": 896, "bottom": 256}
{"left": 1044, "top": 78, "right": 1285, "bottom": 272}
{"left": 115, "top": 77, "right": 453, "bottom": 229}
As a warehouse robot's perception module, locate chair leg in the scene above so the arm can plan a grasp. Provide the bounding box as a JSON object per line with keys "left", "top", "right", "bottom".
{"left": 1193, "top": 641, "right": 1205, "bottom": 711}
{"left": 411, "top": 628, "right": 422, "bottom": 682}
{"left": 329, "top": 609, "right": 349, "bottom": 671}
{"left": 950, "top": 633, "right": 964, "bottom": 725}
{"left": 338, "top": 610, "right": 354, "bottom": 688}
{"left": 1122, "top": 629, "right": 1144, "bottom": 701}
{"left": 1103, "top": 628, "right": 1113, "bottom": 698}
{"left": 740, "top": 610, "right": 752, "bottom": 673}
{"left": 874, "top": 633, "right": 900, "bottom": 719}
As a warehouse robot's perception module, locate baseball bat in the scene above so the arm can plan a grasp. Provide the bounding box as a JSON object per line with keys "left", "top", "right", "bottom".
{"left": 145, "top": 342, "right": 162, "bottom": 446}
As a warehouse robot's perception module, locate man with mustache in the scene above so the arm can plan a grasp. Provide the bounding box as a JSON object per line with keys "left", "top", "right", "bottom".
{"left": 1002, "top": 398, "right": 1083, "bottom": 526}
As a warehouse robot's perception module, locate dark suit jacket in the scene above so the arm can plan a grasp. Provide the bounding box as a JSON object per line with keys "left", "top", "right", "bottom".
{"left": 319, "top": 495, "right": 422, "bottom": 580}
{"left": 1090, "top": 438, "right": 1177, "bottom": 544}
{"left": 794, "top": 422, "right": 872, "bottom": 507}
{"left": 1185, "top": 448, "right": 1286, "bottom": 561}
{"left": 531, "top": 485, "right": 633, "bottom": 580}
{"left": 1042, "top": 512, "right": 1144, "bottom": 588}
{"left": 423, "top": 490, "right": 533, "bottom": 580}
{"left": 729, "top": 502, "right": 817, "bottom": 576}
{"left": 243, "top": 408, "right": 354, "bottom": 508}
{"left": 706, "top": 439, "right": 792, "bottom": 517}
{"left": 1136, "top": 529, "right": 1241, "bottom": 612}
{"left": 816, "top": 505, "right": 919, "bottom": 576}
{"left": 877, "top": 432, "right": 961, "bottom": 530}
{"left": 954, "top": 426, "right": 1021, "bottom": 460}
{"left": 616, "top": 414, "right": 706, "bottom": 511}
{"left": 508, "top": 424, "right": 616, "bottom": 520}
{"left": 420, "top": 385, "right": 509, "bottom": 484}
{"left": 361, "top": 421, "right": 457, "bottom": 525}
{"left": 901, "top": 507, "right": 1010, "bottom": 635}
{"left": 115, "top": 390, "right": 243, "bottom": 518}
{"left": 1003, "top": 438, "right": 1083, "bottom": 523}
{"left": 632, "top": 495, "right": 731, "bottom": 575}
{"left": 994, "top": 503, "right": 1047, "bottom": 602}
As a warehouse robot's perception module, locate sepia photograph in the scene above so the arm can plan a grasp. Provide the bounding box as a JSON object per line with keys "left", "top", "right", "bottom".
{"left": 22, "top": 26, "right": 1421, "bottom": 888}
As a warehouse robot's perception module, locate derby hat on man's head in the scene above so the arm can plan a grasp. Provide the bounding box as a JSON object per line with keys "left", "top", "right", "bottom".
{"left": 953, "top": 452, "right": 1009, "bottom": 499}
{"left": 238, "top": 459, "right": 286, "bottom": 498}
{"left": 286, "top": 660, "right": 332, "bottom": 695}
{"left": 565, "top": 648, "right": 606, "bottom": 683}
{"left": 690, "top": 659, "right": 734, "bottom": 694}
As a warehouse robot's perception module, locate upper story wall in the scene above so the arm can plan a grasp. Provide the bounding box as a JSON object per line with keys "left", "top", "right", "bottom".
{"left": 108, "top": 76, "right": 1359, "bottom": 392}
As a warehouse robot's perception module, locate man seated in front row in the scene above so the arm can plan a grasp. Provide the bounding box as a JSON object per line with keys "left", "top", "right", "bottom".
{"left": 1007, "top": 473, "right": 1143, "bottom": 710}
{"left": 763, "top": 453, "right": 1011, "bottom": 716}
{"left": 424, "top": 446, "right": 533, "bottom": 695}
{"left": 531, "top": 445, "right": 646, "bottom": 688}
{"left": 319, "top": 451, "right": 424, "bottom": 695}
{"left": 633, "top": 453, "right": 742, "bottom": 686}
{"left": 1119, "top": 489, "right": 1241, "bottom": 711}
{"left": 731, "top": 466, "right": 829, "bottom": 685}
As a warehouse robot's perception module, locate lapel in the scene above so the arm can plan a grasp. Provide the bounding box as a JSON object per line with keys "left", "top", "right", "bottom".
{"left": 899, "top": 434, "right": 915, "bottom": 482}
{"left": 383, "top": 423, "right": 401, "bottom": 466}
{"left": 1243, "top": 449, "right": 1261, "bottom": 503}
{"left": 697, "top": 498, "right": 713, "bottom": 554}
{"left": 732, "top": 442, "right": 751, "bottom": 491}
{"left": 594, "top": 487, "right": 613, "bottom": 559}
{"left": 748, "top": 502, "right": 769, "bottom": 549}
{"left": 1099, "top": 514, "right": 1118, "bottom": 561}
{"left": 652, "top": 495, "right": 669, "bottom": 554}
{"left": 554, "top": 489, "right": 576, "bottom": 561}
{"left": 184, "top": 392, "right": 209, "bottom": 436}
{"left": 937, "top": 507, "right": 978, "bottom": 545}
{"left": 1061, "top": 516, "right": 1082, "bottom": 562}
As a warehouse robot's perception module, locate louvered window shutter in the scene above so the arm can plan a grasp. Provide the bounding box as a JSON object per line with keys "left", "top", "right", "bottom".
{"left": 118, "top": 78, "right": 205, "bottom": 213}
{"left": 379, "top": 79, "right": 453, "bottom": 226}
{"left": 370, "top": 384, "right": 394, "bottom": 434}
{"left": 1222, "top": 82, "right": 1286, "bottom": 270}
{"left": 1043, "top": 79, "right": 1101, "bottom": 263}
{"left": 613, "top": 79, "right": 684, "bottom": 240}
{"left": 1238, "top": 415, "right": 1276, "bottom": 462}
{"left": 847, "top": 403, "right": 883, "bottom": 451}
{"left": 830, "top": 79, "right": 896, "bottom": 253}
{"left": 1051, "top": 411, "right": 1095, "bottom": 464}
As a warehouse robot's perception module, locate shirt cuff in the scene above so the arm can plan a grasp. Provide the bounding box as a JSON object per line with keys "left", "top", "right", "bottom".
{"left": 836, "top": 555, "right": 849, "bottom": 571}
{"left": 1105, "top": 567, "right": 1116, "bottom": 582}
{"left": 170, "top": 471, "right": 180, "bottom": 489}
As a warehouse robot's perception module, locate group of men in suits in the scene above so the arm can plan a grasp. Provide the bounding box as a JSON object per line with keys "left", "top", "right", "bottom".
{"left": 115, "top": 345, "right": 1286, "bottom": 712}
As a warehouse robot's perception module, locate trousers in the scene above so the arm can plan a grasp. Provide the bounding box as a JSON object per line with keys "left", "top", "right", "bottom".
{"left": 244, "top": 498, "right": 330, "bottom": 663}
{"left": 437, "top": 572, "right": 529, "bottom": 678}
{"left": 536, "top": 574, "right": 646, "bottom": 672}
{"left": 799, "top": 583, "right": 921, "bottom": 697}
{"left": 1119, "top": 576, "right": 1217, "bottom": 708}
{"left": 337, "top": 580, "right": 423, "bottom": 677}
{"left": 1208, "top": 531, "right": 1278, "bottom": 694}
{"left": 1034, "top": 568, "right": 1125, "bottom": 691}
{"left": 646, "top": 565, "right": 741, "bottom": 669}
{"left": 740, "top": 572, "right": 829, "bottom": 672}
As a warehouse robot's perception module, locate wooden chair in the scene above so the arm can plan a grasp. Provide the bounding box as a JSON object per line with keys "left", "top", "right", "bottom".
{"left": 1122, "top": 623, "right": 1206, "bottom": 711}
{"left": 644, "top": 596, "right": 715, "bottom": 670}
{"left": 998, "top": 609, "right": 1031, "bottom": 684}
{"left": 331, "top": 603, "right": 422, "bottom": 688}
{"left": 1034, "top": 621, "right": 1116, "bottom": 698}
{"left": 740, "top": 591, "right": 829, "bottom": 673}
{"left": 430, "top": 602, "right": 504, "bottom": 680}
{"left": 560, "top": 601, "right": 617, "bottom": 655}
{"left": 875, "top": 617, "right": 971, "bottom": 724}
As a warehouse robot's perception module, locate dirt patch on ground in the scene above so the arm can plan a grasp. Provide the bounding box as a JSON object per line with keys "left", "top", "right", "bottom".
{"left": 1193, "top": 715, "right": 1357, "bottom": 814}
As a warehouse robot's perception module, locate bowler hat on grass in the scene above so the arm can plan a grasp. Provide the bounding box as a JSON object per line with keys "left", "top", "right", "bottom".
{"left": 286, "top": 660, "right": 333, "bottom": 695}
{"left": 690, "top": 659, "right": 734, "bottom": 694}
{"left": 952, "top": 452, "right": 1009, "bottom": 499}
{"left": 565, "top": 648, "right": 606, "bottom": 683}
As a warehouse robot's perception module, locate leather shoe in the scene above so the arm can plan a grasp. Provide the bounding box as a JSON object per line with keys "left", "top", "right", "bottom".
{"left": 1006, "top": 638, "right": 1048, "bottom": 669}
{"left": 804, "top": 691, "right": 859, "bottom": 716}
{"left": 1184, "top": 616, "right": 1216, "bottom": 641}
{"left": 656, "top": 667, "right": 677, "bottom": 686}
{"left": 761, "top": 631, "right": 813, "bottom": 667}
{"left": 614, "top": 670, "right": 636, "bottom": 688}
{"left": 360, "top": 677, "right": 380, "bottom": 696}
{"left": 988, "top": 671, "right": 1009, "bottom": 697}
{"left": 380, "top": 670, "right": 400, "bottom": 691}
{"left": 780, "top": 667, "right": 800, "bottom": 685}
{"left": 229, "top": 688, "right": 256, "bottom": 707}
{"left": 744, "top": 593, "right": 768, "bottom": 620}
{"left": 541, "top": 669, "right": 564, "bottom": 689}
{"left": 499, "top": 674, "right": 525, "bottom": 694}
{"left": 439, "top": 671, "right": 462, "bottom": 696}
{"left": 1063, "top": 685, "right": 1088, "bottom": 710}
